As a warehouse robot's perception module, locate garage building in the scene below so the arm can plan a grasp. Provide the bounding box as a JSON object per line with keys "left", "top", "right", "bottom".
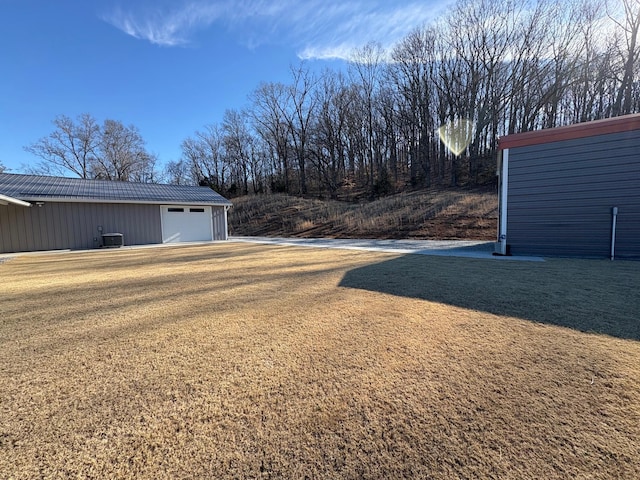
{"left": 0, "top": 173, "right": 232, "bottom": 253}
{"left": 496, "top": 114, "right": 640, "bottom": 259}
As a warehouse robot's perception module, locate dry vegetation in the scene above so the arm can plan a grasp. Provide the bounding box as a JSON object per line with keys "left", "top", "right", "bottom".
{"left": 229, "top": 188, "right": 497, "bottom": 240}
{"left": 1, "top": 243, "right": 639, "bottom": 479}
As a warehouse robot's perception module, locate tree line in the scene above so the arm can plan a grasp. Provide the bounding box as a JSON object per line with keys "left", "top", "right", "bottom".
{"left": 177, "top": 0, "right": 640, "bottom": 197}
{"left": 24, "top": 114, "right": 159, "bottom": 182}
{"left": 25, "top": 0, "right": 640, "bottom": 199}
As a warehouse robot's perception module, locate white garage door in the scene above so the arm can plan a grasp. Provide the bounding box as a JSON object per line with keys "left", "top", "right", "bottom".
{"left": 161, "top": 205, "right": 213, "bottom": 243}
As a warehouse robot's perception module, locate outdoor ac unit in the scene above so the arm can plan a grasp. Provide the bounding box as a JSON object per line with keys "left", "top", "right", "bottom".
{"left": 102, "top": 233, "right": 124, "bottom": 248}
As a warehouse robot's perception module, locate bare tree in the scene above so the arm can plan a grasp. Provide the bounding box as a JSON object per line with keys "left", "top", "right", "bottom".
{"left": 163, "top": 159, "right": 193, "bottom": 185}
{"left": 222, "top": 109, "right": 253, "bottom": 195}
{"left": 441, "top": 0, "right": 528, "bottom": 182}
{"left": 565, "top": 0, "right": 614, "bottom": 123}
{"left": 24, "top": 113, "right": 100, "bottom": 178}
{"left": 391, "top": 26, "right": 439, "bottom": 186}
{"left": 92, "top": 120, "right": 155, "bottom": 181}
{"left": 247, "top": 136, "right": 267, "bottom": 194}
{"left": 505, "top": 0, "right": 558, "bottom": 133}
{"left": 250, "top": 82, "right": 293, "bottom": 193}
{"left": 24, "top": 114, "right": 160, "bottom": 182}
{"left": 182, "top": 124, "right": 228, "bottom": 192}
{"left": 609, "top": 0, "right": 640, "bottom": 115}
{"left": 309, "top": 70, "right": 355, "bottom": 197}
{"left": 349, "top": 42, "right": 386, "bottom": 186}
{"left": 284, "top": 64, "right": 318, "bottom": 195}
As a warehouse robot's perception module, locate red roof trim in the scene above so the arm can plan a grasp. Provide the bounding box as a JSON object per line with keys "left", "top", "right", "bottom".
{"left": 498, "top": 113, "right": 640, "bottom": 150}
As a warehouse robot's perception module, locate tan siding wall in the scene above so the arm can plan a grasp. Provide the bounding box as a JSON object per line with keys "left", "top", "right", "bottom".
{"left": 0, "top": 202, "right": 162, "bottom": 253}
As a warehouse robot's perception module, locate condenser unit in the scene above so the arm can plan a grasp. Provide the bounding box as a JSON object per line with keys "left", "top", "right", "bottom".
{"left": 102, "top": 233, "right": 124, "bottom": 248}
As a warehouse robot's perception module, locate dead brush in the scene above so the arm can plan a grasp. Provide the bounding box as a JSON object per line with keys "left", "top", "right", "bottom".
{"left": 229, "top": 189, "right": 498, "bottom": 239}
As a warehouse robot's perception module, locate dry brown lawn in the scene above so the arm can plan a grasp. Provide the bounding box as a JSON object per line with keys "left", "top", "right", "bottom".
{"left": 1, "top": 243, "right": 639, "bottom": 479}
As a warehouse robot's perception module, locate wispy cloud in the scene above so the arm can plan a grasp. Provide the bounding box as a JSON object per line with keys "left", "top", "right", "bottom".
{"left": 104, "top": 0, "right": 454, "bottom": 58}
{"left": 296, "top": 2, "right": 453, "bottom": 60}
{"left": 103, "top": 2, "right": 225, "bottom": 47}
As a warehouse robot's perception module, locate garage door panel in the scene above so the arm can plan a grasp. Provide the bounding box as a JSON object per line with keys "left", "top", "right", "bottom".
{"left": 161, "top": 206, "right": 213, "bottom": 243}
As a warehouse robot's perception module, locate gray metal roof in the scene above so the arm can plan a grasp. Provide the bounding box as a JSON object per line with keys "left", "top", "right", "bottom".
{"left": 0, "top": 173, "right": 232, "bottom": 206}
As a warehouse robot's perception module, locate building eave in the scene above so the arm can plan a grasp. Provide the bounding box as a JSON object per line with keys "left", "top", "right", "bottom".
{"left": 0, "top": 194, "right": 31, "bottom": 207}
{"left": 498, "top": 113, "right": 640, "bottom": 150}
{"left": 15, "top": 197, "right": 232, "bottom": 207}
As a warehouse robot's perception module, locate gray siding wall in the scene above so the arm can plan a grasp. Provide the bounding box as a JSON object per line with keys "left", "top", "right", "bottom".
{"left": 0, "top": 202, "right": 162, "bottom": 253}
{"left": 507, "top": 130, "right": 640, "bottom": 258}
{"left": 212, "top": 207, "right": 227, "bottom": 241}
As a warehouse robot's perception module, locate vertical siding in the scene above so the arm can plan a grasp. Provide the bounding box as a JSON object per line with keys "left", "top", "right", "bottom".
{"left": 211, "top": 206, "right": 227, "bottom": 241}
{"left": 0, "top": 202, "right": 162, "bottom": 253}
{"left": 507, "top": 130, "right": 640, "bottom": 258}
{"left": 0, "top": 205, "right": 13, "bottom": 250}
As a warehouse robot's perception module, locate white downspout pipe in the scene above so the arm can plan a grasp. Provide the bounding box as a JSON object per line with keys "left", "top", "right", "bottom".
{"left": 611, "top": 206, "right": 618, "bottom": 261}
{"left": 497, "top": 148, "right": 509, "bottom": 255}
{"left": 224, "top": 205, "right": 230, "bottom": 241}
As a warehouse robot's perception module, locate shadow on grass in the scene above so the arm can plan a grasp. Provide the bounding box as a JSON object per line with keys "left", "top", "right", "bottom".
{"left": 339, "top": 255, "right": 640, "bottom": 341}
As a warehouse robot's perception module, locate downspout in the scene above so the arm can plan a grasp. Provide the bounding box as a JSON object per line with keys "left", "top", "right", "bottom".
{"left": 495, "top": 148, "right": 509, "bottom": 255}
{"left": 610, "top": 206, "right": 618, "bottom": 261}
{"left": 224, "top": 205, "right": 230, "bottom": 241}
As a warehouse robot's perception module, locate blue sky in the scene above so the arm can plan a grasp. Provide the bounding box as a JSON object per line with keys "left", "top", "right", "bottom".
{"left": 0, "top": 0, "right": 452, "bottom": 174}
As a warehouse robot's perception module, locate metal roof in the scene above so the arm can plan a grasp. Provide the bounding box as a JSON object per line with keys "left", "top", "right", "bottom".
{"left": 0, "top": 173, "right": 232, "bottom": 206}
{"left": 498, "top": 113, "right": 640, "bottom": 150}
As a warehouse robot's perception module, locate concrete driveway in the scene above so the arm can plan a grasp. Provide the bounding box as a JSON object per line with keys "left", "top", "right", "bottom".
{"left": 0, "top": 237, "right": 543, "bottom": 261}
{"left": 230, "top": 236, "right": 543, "bottom": 261}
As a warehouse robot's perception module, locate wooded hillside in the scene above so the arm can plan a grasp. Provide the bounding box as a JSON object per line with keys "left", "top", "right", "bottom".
{"left": 24, "top": 0, "right": 640, "bottom": 202}
{"left": 228, "top": 188, "right": 497, "bottom": 240}
{"left": 174, "top": 0, "right": 640, "bottom": 199}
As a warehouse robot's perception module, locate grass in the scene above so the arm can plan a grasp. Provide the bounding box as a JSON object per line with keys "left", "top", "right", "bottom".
{"left": 229, "top": 188, "right": 497, "bottom": 240}
{"left": 1, "top": 243, "right": 639, "bottom": 479}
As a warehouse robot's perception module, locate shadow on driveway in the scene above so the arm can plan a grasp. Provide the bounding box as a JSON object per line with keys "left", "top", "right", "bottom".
{"left": 339, "top": 254, "right": 640, "bottom": 341}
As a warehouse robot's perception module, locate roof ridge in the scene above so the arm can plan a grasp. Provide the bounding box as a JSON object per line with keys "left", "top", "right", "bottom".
{"left": 0, "top": 173, "right": 232, "bottom": 205}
